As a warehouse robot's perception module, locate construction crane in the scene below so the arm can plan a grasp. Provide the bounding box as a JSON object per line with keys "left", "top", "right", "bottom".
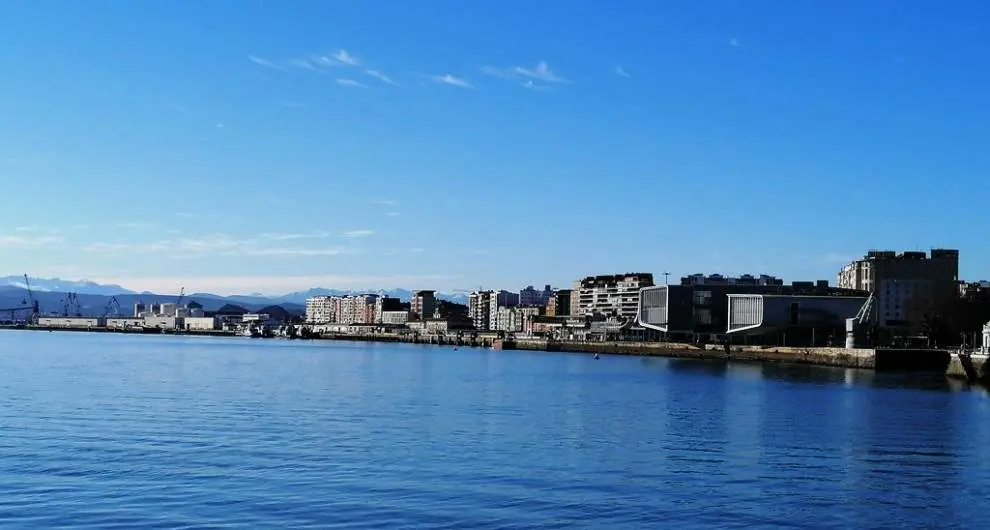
{"left": 0, "top": 274, "right": 40, "bottom": 324}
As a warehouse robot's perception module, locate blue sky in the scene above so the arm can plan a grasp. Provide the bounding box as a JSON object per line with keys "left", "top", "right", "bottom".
{"left": 1, "top": 0, "right": 988, "bottom": 295}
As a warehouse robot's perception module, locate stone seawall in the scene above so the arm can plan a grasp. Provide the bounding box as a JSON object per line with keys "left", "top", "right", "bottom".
{"left": 507, "top": 339, "right": 876, "bottom": 369}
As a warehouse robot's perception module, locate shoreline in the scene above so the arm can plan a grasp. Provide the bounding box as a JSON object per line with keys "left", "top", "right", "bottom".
{"left": 4, "top": 324, "right": 986, "bottom": 383}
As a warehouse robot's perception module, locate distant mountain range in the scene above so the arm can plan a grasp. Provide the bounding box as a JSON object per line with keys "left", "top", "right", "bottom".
{"left": 0, "top": 277, "right": 470, "bottom": 317}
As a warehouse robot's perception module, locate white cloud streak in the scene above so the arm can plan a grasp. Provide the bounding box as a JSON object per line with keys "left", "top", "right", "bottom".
{"left": 87, "top": 274, "right": 460, "bottom": 296}
{"left": 364, "top": 69, "right": 397, "bottom": 85}
{"left": 248, "top": 55, "right": 286, "bottom": 70}
{"left": 614, "top": 66, "right": 630, "bottom": 78}
{"left": 0, "top": 234, "right": 61, "bottom": 248}
{"left": 334, "top": 49, "right": 360, "bottom": 66}
{"left": 341, "top": 230, "right": 375, "bottom": 238}
{"left": 82, "top": 232, "right": 357, "bottom": 258}
{"left": 336, "top": 78, "right": 368, "bottom": 88}
{"left": 513, "top": 61, "right": 568, "bottom": 83}
{"left": 431, "top": 74, "right": 473, "bottom": 89}
{"left": 371, "top": 199, "right": 397, "bottom": 206}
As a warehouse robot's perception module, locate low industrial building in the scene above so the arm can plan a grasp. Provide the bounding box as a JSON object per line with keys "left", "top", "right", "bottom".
{"left": 184, "top": 317, "right": 217, "bottom": 331}
{"left": 107, "top": 317, "right": 144, "bottom": 329}
{"left": 37, "top": 316, "right": 105, "bottom": 328}
{"left": 144, "top": 316, "right": 182, "bottom": 330}
{"left": 726, "top": 294, "right": 868, "bottom": 346}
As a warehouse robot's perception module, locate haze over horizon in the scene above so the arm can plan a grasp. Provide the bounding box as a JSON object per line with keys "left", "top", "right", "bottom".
{"left": 2, "top": 1, "right": 988, "bottom": 294}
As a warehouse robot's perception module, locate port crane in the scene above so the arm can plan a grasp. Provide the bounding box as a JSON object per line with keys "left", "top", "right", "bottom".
{"left": 102, "top": 296, "right": 121, "bottom": 318}
{"left": 61, "top": 292, "right": 82, "bottom": 317}
{"left": 0, "top": 274, "right": 40, "bottom": 324}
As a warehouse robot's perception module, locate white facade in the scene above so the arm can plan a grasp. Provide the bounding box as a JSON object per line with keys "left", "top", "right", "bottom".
{"left": 577, "top": 274, "right": 653, "bottom": 320}
{"left": 144, "top": 316, "right": 181, "bottom": 329}
{"left": 469, "top": 291, "right": 493, "bottom": 330}
{"left": 306, "top": 296, "right": 335, "bottom": 324}
{"left": 37, "top": 317, "right": 104, "bottom": 328}
{"left": 494, "top": 306, "right": 542, "bottom": 332}
{"left": 184, "top": 317, "right": 217, "bottom": 331}
{"left": 107, "top": 317, "right": 144, "bottom": 329}
{"left": 380, "top": 310, "right": 410, "bottom": 324}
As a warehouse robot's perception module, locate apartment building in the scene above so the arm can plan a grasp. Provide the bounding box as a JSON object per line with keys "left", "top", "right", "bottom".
{"left": 305, "top": 294, "right": 380, "bottom": 324}
{"left": 494, "top": 305, "right": 543, "bottom": 332}
{"left": 488, "top": 290, "right": 520, "bottom": 329}
{"left": 546, "top": 289, "right": 572, "bottom": 316}
{"left": 836, "top": 249, "right": 960, "bottom": 327}
{"left": 469, "top": 290, "right": 493, "bottom": 331}
{"left": 305, "top": 296, "right": 336, "bottom": 324}
{"left": 519, "top": 285, "right": 554, "bottom": 307}
{"left": 575, "top": 273, "right": 654, "bottom": 321}
{"left": 374, "top": 296, "right": 404, "bottom": 323}
{"left": 410, "top": 290, "right": 436, "bottom": 320}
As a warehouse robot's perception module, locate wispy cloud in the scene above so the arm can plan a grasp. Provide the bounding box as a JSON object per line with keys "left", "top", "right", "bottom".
{"left": 480, "top": 65, "right": 515, "bottom": 79}
{"left": 341, "top": 229, "right": 375, "bottom": 239}
{"left": 116, "top": 222, "right": 157, "bottom": 230}
{"left": 83, "top": 232, "right": 355, "bottom": 258}
{"left": 336, "top": 78, "right": 368, "bottom": 88}
{"left": 513, "top": 61, "right": 568, "bottom": 83}
{"left": 431, "top": 74, "right": 473, "bottom": 89}
{"left": 614, "top": 66, "right": 630, "bottom": 78}
{"left": 371, "top": 199, "right": 398, "bottom": 206}
{"left": 482, "top": 61, "right": 568, "bottom": 86}
{"left": 729, "top": 37, "right": 740, "bottom": 47}
{"left": 385, "top": 212, "right": 402, "bottom": 217}
{"left": 248, "top": 55, "right": 286, "bottom": 70}
{"left": 87, "top": 274, "right": 460, "bottom": 296}
{"left": 334, "top": 49, "right": 360, "bottom": 66}
{"left": 364, "top": 69, "right": 397, "bottom": 85}
{"left": 174, "top": 212, "right": 200, "bottom": 219}
{"left": 0, "top": 234, "right": 61, "bottom": 248}
{"left": 165, "top": 103, "right": 192, "bottom": 114}
{"left": 522, "top": 80, "right": 549, "bottom": 91}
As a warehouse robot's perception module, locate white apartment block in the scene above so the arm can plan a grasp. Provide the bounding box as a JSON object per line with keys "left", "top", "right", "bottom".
{"left": 494, "top": 305, "right": 542, "bottom": 332}
{"left": 574, "top": 273, "right": 654, "bottom": 321}
{"left": 306, "top": 294, "right": 380, "bottom": 324}
{"left": 469, "top": 290, "right": 493, "bottom": 331}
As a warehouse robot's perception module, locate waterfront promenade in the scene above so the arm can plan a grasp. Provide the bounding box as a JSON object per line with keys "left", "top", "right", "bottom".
{"left": 6, "top": 323, "right": 986, "bottom": 383}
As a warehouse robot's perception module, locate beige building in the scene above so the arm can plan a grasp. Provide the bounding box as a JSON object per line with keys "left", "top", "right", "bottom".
{"left": 574, "top": 273, "right": 654, "bottom": 321}
{"left": 836, "top": 249, "right": 959, "bottom": 327}
{"left": 494, "top": 306, "right": 543, "bottom": 332}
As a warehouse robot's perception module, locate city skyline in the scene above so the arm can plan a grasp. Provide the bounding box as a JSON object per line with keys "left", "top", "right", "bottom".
{"left": 1, "top": 1, "right": 988, "bottom": 294}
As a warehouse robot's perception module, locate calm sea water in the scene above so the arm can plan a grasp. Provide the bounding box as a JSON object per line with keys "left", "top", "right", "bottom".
{"left": 0, "top": 331, "right": 988, "bottom": 529}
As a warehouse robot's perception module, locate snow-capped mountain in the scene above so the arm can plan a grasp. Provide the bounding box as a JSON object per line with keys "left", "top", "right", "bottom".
{"left": 0, "top": 276, "right": 135, "bottom": 296}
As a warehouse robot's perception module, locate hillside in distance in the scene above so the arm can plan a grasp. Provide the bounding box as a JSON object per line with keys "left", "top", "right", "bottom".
{"left": 0, "top": 277, "right": 471, "bottom": 316}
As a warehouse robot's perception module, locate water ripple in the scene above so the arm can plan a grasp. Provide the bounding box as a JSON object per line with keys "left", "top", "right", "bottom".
{"left": 0, "top": 331, "right": 987, "bottom": 528}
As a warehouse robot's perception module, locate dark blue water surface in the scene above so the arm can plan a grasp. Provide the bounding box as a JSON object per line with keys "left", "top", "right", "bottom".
{"left": 1, "top": 331, "right": 989, "bottom": 529}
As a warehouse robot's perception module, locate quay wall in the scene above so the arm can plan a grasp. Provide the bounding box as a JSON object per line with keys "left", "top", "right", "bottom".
{"left": 508, "top": 339, "right": 876, "bottom": 369}
{"left": 946, "top": 353, "right": 990, "bottom": 383}
{"left": 6, "top": 325, "right": 975, "bottom": 378}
